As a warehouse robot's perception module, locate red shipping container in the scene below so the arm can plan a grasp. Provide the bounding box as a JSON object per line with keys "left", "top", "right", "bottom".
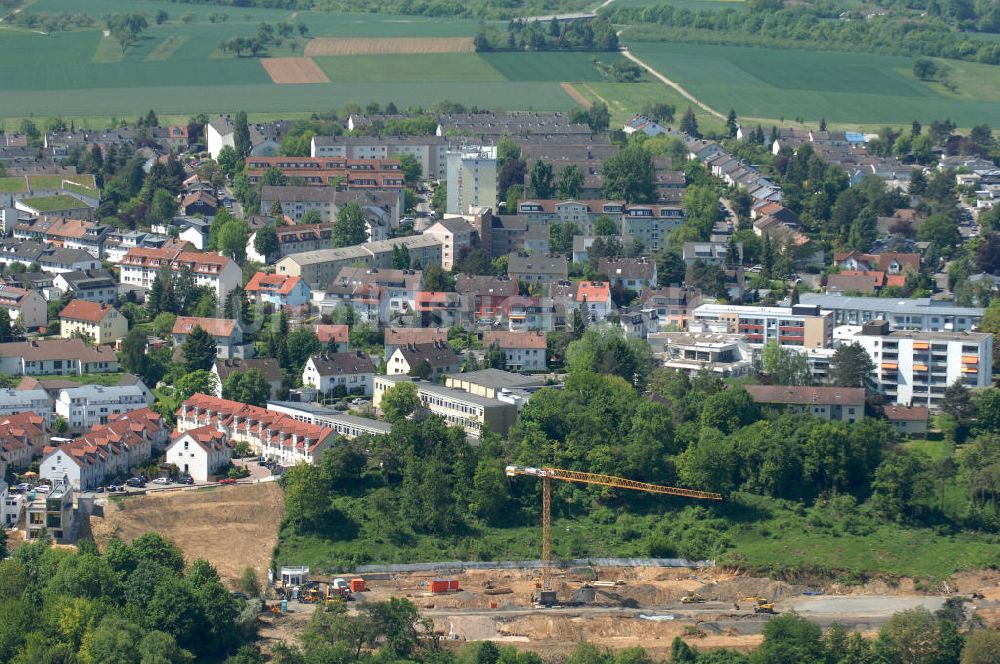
{"left": 350, "top": 578, "right": 366, "bottom": 593}
{"left": 429, "top": 578, "right": 460, "bottom": 593}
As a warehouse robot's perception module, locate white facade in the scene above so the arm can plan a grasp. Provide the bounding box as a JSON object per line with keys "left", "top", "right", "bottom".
{"left": 41, "top": 447, "right": 102, "bottom": 491}
{"left": 207, "top": 121, "right": 234, "bottom": 160}
{"left": 302, "top": 356, "right": 374, "bottom": 395}
{"left": 446, "top": 146, "right": 497, "bottom": 215}
{"left": 165, "top": 430, "right": 231, "bottom": 482}
{"left": 0, "top": 389, "right": 53, "bottom": 424}
{"left": 55, "top": 384, "right": 151, "bottom": 434}
{"left": 848, "top": 327, "right": 993, "bottom": 409}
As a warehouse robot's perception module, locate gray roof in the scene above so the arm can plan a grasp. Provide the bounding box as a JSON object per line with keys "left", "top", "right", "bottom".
{"left": 308, "top": 351, "right": 375, "bottom": 376}
{"left": 395, "top": 342, "right": 459, "bottom": 368}
{"left": 378, "top": 375, "right": 511, "bottom": 409}
{"left": 446, "top": 368, "right": 548, "bottom": 390}
{"left": 214, "top": 358, "right": 283, "bottom": 383}
{"left": 41, "top": 248, "right": 96, "bottom": 265}
{"left": 507, "top": 253, "right": 568, "bottom": 276}
{"left": 799, "top": 294, "right": 983, "bottom": 318}
{"left": 262, "top": 185, "right": 336, "bottom": 204}
{"left": 268, "top": 400, "right": 394, "bottom": 435}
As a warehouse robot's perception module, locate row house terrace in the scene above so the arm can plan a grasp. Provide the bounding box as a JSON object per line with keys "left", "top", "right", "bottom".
{"left": 177, "top": 393, "right": 337, "bottom": 466}
{"left": 39, "top": 408, "right": 167, "bottom": 490}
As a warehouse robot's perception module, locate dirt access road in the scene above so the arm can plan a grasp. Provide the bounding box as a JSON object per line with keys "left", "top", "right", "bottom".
{"left": 620, "top": 47, "right": 725, "bottom": 121}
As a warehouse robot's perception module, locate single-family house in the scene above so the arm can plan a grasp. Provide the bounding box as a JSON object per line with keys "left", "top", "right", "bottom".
{"left": 172, "top": 316, "right": 247, "bottom": 359}
{"left": 245, "top": 272, "right": 312, "bottom": 309}
{"left": 0, "top": 285, "right": 46, "bottom": 329}
{"left": 384, "top": 326, "right": 448, "bottom": 358}
{"left": 52, "top": 269, "right": 118, "bottom": 304}
{"left": 576, "top": 281, "right": 614, "bottom": 322}
{"left": 598, "top": 257, "right": 658, "bottom": 294}
{"left": 212, "top": 358, "right": 284, "bottom": 399}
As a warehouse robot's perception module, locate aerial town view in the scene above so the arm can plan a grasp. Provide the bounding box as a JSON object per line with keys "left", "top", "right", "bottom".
{"left": 3, "top": 0, "right": 1000, "bottom": 661}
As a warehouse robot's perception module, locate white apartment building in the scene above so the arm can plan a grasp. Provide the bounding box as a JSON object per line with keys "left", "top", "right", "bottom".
{"left": 311, "top": 135, "right": 450, "bottom": 180}
{"left": 846, "top": 320, "right": 993, "bottom": 409}
{"left": 692, "top": 303, "right": 833, "bottom": 349}
{"left": 373, "top": 375, "right": 518, "bottom": 438}
{"left": 302, "top": 352, "right": 376, "bottom": 396}
{"left": 799, "top": 294, "right": 983, "bottom": 332}
{"left": 0, "top": 388, "right": 53, "bottom": 425}
{"left": 446, "top": 146, "right": 497, "bottom": 215}
{"left": 55, "top": 383, "right": 152, "bottom": 434}
{"left": 119, "top": 247, "right": 242, "bottom": 302}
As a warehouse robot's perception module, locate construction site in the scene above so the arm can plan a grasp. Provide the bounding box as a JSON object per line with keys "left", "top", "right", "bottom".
{"left": 254, "top": 563, "right": 1000, "bottom": 657}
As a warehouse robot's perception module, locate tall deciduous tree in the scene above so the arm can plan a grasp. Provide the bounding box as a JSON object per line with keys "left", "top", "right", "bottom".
{"left": 829, "top": 342, "right": 875, "bottom": 388}
{"left": 332, "top": 202, "right": 368, "bottom": 247}
{"left": 602, "top": 144, "right": 656, "bottom": 203}
{"left": 253, "top": 225, "right": 279, "bottom": 261}
{"left": 182, "top": 325, "right": 217, "bottom": 372}
{"left": 556, "top": 163, "right": 584, "bottom": 199}
{"left": 233, "top": 111, "right": 251, "bottom": 160}
{"left": 380, "top": 381, "right": 419, "bottom": 422}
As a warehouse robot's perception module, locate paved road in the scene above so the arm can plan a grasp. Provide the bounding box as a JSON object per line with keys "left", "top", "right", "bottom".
{"left": 620, "top": 47, "right": 725, "bottom": 121}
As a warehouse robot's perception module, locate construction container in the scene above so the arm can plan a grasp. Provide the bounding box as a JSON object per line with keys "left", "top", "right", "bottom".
{"left": 350, "top": 578, "right": 366, "bottom": 593}
{"left": 429, "top": 578, "right": 460, "bottom": 593}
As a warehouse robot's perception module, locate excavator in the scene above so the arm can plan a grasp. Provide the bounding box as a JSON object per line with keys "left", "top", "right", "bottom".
{"left": 737, "top": 597, "right": 776, "bottom": 614}
{"left": 505, "top": 466, "right": 722, "bottom": 605}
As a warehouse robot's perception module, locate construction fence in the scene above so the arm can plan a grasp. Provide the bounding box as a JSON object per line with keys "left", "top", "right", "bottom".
{"left": 355, "top": 557, "right": 715, "bottom": 574}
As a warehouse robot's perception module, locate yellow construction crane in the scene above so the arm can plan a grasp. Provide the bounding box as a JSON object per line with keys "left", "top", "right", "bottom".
{"left": 505, "top": 465, "right": 723, "bottom": 592}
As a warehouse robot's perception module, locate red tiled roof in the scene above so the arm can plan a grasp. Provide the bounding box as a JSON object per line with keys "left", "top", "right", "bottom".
{"left": 245, "top": 272, "right": 306, "bottom": 296}
{"left": 385, "top": 327, "right": 447, "bottom": 346}
{"left": 884, "top": 405, "right": 929, "bottom": 422}
{"left": 172, "top": 316, "right": 237, "bottom": 338}
{"left": 483, "top": 330, "right": 547, "bottom": 350}
{"left": 312, "top": 324, "right": 348, "bottom": 344}
{"left": 59, "top": 299, "right": 114, "bottom": 323}
{"left": 577, "top": 281, "right": 611, "bottom": 303}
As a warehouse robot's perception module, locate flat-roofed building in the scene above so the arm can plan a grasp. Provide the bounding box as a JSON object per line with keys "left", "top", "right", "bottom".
{"left": 373, "top": 375, "right": 518, "bottom": 437}
{"left": 845, "top": 319, "right": 992, "bottom": 409}
{"left": 799, "top": 294, "right": 982, "bottom": 332}
{"left": 692, "top": 303, "right": 833, "bottom": 349}
{"left": 268, "top": 400, "right": 393, "bottom": 439}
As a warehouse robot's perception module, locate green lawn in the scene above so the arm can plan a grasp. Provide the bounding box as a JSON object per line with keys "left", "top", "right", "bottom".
{"left": 20, "top": 195, "right": 89, "bottom": 211}
{"left": 0, "top": 177, "right": 27, "bottom": 192}
{"left": 28, "top": 175, "right": 97, "bottom": 190}
{"left": 480, "top": 51, "right": 625, "bottom": 82}
{"left": 567, "top": 80, "right": 726, "bottom": 135}
{"left": 627, "top": 40, "right": 1000, "bottom": 126}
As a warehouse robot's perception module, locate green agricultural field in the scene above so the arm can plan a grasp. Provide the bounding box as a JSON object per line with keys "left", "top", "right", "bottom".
{"left": 568, "top": 80, "right": 725, "bottom": 134}
{"left": 0, "top": 82, "right": 576, "bottom": 120}
{"left": 628, "top": 41, "right": 1000, "bottom": 127}
{"left": 480, "top": 51, "right": 626, "bottom": 82}
{"left": 315, "top": 54, "right": 505, "bottom": 83}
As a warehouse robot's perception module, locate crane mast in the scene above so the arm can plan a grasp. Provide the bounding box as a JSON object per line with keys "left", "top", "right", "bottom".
{"left": 506, "top": 465, "right": 723, "bottom": 591}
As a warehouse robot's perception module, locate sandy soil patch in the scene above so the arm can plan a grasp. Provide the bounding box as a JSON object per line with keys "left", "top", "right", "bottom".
{"left": 304, "top": 37, "right": 474, "bottom": 56}
{"left": 91, "top": 482, "right": 283, "bottom": 586}
{"left": 262, "top": 57, "right": 331, "bottom": 84}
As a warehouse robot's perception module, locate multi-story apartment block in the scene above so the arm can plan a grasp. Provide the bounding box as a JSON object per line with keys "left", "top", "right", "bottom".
{"left": 311, "top": 134, "right": 451, "bottom": 180}
{"left": 245, "top": 156, "right": 404, "bottom": 188}
{"left": 0, "top": 389, "right": 54, "bottom": 425}
{"left": 373, "top": 375, "right": 518, "bottom": 438}
{"left": 302, "top": 351, "right": 376, "bottom": 396}
{"left": 246, "top": 223, "right": 332, "bottom": 264}
{"left": 276, "top": 235, "right": 442, "bottom": 289}
{"left": 177, "top": 393, "right": 338, "bottom": 467}
{"left": 692, "top": 303, "right": 833, "bottom": 349}
{"left": 423, "top": 218, "right": 475, "bottom": 271}
{"left": 641, "top": 287, "right": 706, "bottom": 330}
{"left": 482, "top": 331, "right": 547, "bottom": 371}
{"left": 119, "top": 247, "right": 242, "bottom": 302}
{"left": 456, "top": 275, "right": 517, "bottom": 321}
{"left": 446, "top": 146, "right": 497, "bottom": 215}
{"left": 259, "top": 187, "right": 400, "bottom": 230}
{"left": 59, "top": 300, "right": 128, "bottom": 345}
{"left": 0, "top": 339, "right": 119, "bottom": 376}
{"left": 55, "top": 383, "right": 152, "bottom": 434}
{"left": 799, "top": 294, "right": 983, "bottom": 332}
{"left": 515, "top": 199, "right": 685, "bottom": 252}
{"left": 744, "top": 385, "right": 865, "bottom": 423}
{"left": 845, "top": 320, "right": 993, "bottom": 409}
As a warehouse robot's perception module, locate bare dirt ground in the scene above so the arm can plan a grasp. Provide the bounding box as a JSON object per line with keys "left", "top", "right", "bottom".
{"left": 90, "top": 483, "right": 282, "bottom": 586}
{"left": 262, "top": 57, "right": 331, "bottom": 84}
{"left": 560, "top": 83, "right": 592, "bottom": 109}
{"left": 304, "top": 37, "right": 475, "bottom": 56}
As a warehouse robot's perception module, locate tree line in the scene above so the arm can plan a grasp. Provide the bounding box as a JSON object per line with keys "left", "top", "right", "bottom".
{"left": 475, "top": 17, "right": 619, "bottom": 52}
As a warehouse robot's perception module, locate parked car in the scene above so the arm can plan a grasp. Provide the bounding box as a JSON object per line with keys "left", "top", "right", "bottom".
{"left": 152, "top": 477, "right": 170, "bottom": 485}
{"left": 34, "top": 485, "right": 50, "bottom": 493}
{"left": 181, "top": 475, "right": 194, "bottom": 485}
{"left": 15, "top": 483, "right": 30, "bottom": 493}
{"left": 95, "top": 486, "right": 105, "bottom": 493}
{"left": 125, "top": 477, "right": 145, "bottom": 488}
{"left": 350, "top": 398, "right": 368, "bottom": 406}
{"left": 107, "top": 484, "right": 124, "bottom": 493}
